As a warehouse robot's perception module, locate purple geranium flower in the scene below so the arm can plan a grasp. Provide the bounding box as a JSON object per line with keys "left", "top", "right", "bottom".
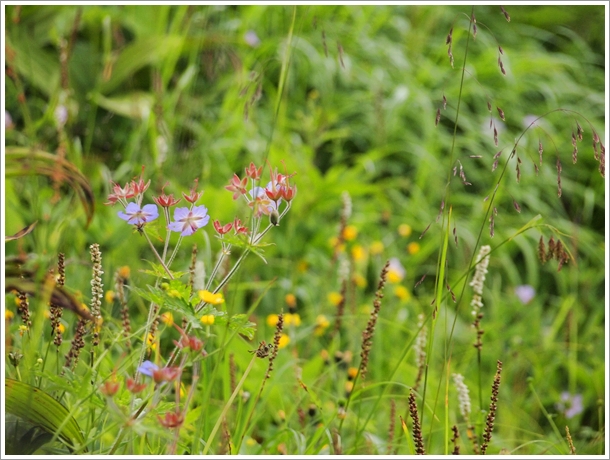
{"left": 515, "top": 285, "right": 536, "bottom": 305}
{"left": 138, "top": 360, "right": 159, "bottom": 377}
{"left": 556, "top": 392, "right": 584, "bottom": 419}
{"left": 118, "top": 202, "right": 159, "bottom": 225}
{"left": 168, "top": 205, "right": 210, "bottom": 236}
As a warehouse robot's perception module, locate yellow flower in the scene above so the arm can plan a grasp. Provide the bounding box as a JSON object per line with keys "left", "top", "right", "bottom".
{"left": 398, "top": 224, "right": 412, "bottom": 237}
{"left": 351, "top": 245, "right": 366, "bottom": 262}
{"left": 342, "top": 225, "right": 358, "bottom": 241}
{"left": 43, "top": 309, "right": 51, "bottom": 319}
{"left": 56, "top": 323, "right": 66, "bottom": 334}
{"left": 347, "top": 367, "right": 359, "bottom": 380}
{"left": 118, "top": 266, "right": 131, "bottom": 279}
{"left": 200, "top": 314, "right": 215, "bottom": 326}
{"left": 161, "top": 312, "right": 174, "bottom": 327}
{"left": 177, "top": 381, "right": 188, "bottom": 398}
{"left": 105, "top": 291, "right": 116, "bottom": 303}
{"left": 387, "top": 258, "right": 406, "bottom": 283}
{"left": 285, "top": 313, "right": 301, "bottom": 327}
{"left": 352, "top": 273, "right": 367, "bottom": 288}
{"left": 95, "top": 316, "right": 104, "bottom": 332}
{"left": 328, "top": 292, "right": 343, "bottom": 306}
{"left": 313, "top": 315, "right": 330, "bottom": 337}
{"left": 267, "top": 314, "right": 279, "bottom": 327}
{"left": 198, "top": 290, "right": 224, "bottom": 305}
{"left": 146, "top": 332, "right": 157, "bottom": 350}
{"left": 285, "top": 293, "right": 297, "bottom": 308}
{"left": 394, "top": 285, "right": 411, "bottom": 301}
{"left": 329, "top": 236, "right": 345, "bottom": 253}
{"left": 370, "top": 241, "right": 384, "bottom": 255}
{"left": 278, "top": 333, "right": 290, "bottom": 348}
{"left": 345, "top": 381, "right": 354, "bottom": 394}
{"left": 297, "top": 260, "right": 309, "bottom": 272}
{"left": 407, "top": 242, "right": 421, "bottom": 255}
{"left": 19, "top": 325, "right": 28, "bottom": 336}
{"left": 14, "top": 295, "right": 21, "bottom": 307}
{"left": 387, "top": 271, "right": 402, "bottom": 283}
{"left": 317, "top": 315, "right": 330, "bottom": 328}
{"left": 5, "top": 310, "right": 14, "bottom": 321}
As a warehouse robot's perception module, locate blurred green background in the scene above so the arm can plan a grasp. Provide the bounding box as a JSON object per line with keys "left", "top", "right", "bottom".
{"left": 4, "top": 4, "right": 606, "bottom": 455}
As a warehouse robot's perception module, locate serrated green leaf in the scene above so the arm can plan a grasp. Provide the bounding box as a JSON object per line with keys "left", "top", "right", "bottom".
{"left": 219, "top": 233, "right": 274, "bottom": 264}
{"left": 5, "top": 379, "right": 87, "bottom": 453}
{"left": 140, "top": 260, "right": 186, "bottom": 280}
{"left": 130, "top": 285, "right": 201, "bottom": 327}
{"left": 227, "top": 314, "right": 257, "bottom": 339}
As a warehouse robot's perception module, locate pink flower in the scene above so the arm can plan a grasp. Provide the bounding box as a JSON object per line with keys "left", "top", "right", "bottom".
{"left": 183, "top": 178, "right": 203, "bottom": 204}
{"left": 213, "top": 220, "right": 233, "bottom": 235}
{"left": 105, "top": 182, "right": 135, "bottom": 205}
{"left": 245, "top": 162, "right": 263, "bottom": 180}
{"left": 225, "top": 174, "right": 248, "bottom": 200}
{"left": 154, "top": 192, "right": 181, "bottom": 208}
{"left": 168, "top": 206, "right": 210, "bottom": 236}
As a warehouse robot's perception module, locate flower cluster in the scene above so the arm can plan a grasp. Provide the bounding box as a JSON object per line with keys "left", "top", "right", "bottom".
{"left": 225, "top": 162, "right": 297, "bottom": 225}
{"left": 108, "top": 163, "right": 295, "bottom": 240}
{"left": 107, "top": 168, "right": 210, "bottom": 237}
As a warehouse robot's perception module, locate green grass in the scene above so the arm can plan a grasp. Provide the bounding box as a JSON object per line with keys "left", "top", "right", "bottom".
{"left": 3, "top": 4, "right": 606, "bottom": 456}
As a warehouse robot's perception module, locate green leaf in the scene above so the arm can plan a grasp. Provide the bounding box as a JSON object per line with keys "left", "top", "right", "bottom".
{"left": 90, "top": 91, "right": 154, "bottom": 121}
{"left": 5, "top": 414, "right": 55, "bottom": 455}
{"left": 130, "top": 284, "right": 201, "bottom": 327}
{"left": 99, "top": 36, "right": 185, "bottom": 94}
{"left": 5, "top": 379, "right": 87, "bottom": 453}
{"left": 219, "top": 233, "right": 274, "bottom": 264}
{"left": 226, "top": 313, "right": 257, "bottom": 340}
{"left": 140, "top": 260, "right": 186, "bottom": 280}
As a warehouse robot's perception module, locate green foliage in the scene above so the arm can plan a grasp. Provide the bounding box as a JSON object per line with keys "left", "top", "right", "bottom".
{"left": 3, "top": 4, "right": 605, "bottom": 456}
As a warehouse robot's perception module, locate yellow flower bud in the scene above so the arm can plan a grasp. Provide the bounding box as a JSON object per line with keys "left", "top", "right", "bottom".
{"left": 200, "top": 314, "right": 215, "bottom": 326}
{"left": 398, "top": 224, "right": 412, "bottom": 237}
{"left": 407, "top": 242, "right": 421, "bottom": 255}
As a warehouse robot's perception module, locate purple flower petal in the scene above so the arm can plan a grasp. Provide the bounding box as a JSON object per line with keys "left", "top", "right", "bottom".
{"left": 118, "top": 202, "right": 159, "bottom": 225}
{"left": 515, "top": 285, "right": 535, "bottom": 304}
{"left": 138, "top": 360, "right": 159, "bottom": 377}
{"left": 169, "top": 206, "right": 210, "bottom": 236}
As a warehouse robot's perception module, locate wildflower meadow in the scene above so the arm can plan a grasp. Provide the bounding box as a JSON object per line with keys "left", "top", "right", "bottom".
{"left": 3, "top": 4, "right": 607, "bottom": 456}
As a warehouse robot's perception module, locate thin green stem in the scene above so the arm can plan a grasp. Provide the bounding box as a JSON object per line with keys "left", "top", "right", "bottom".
{"left": 142, "top": 229, "right": 174, "bottom": 280}
{"left": 202, "top": 355, "right": 257, "bottom": 455}
{"left": 528, "top": 380, "right": 568, "bottom": 453}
